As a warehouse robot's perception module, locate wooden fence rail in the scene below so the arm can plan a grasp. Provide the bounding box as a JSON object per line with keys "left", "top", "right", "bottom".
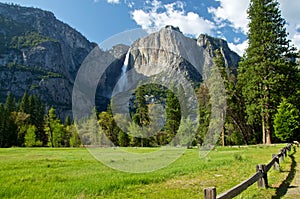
{"left": 204, "top": 143, "right": 293, "bottom": 199}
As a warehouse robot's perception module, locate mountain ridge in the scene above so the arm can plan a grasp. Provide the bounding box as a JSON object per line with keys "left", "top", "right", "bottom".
{"left": 0, "top": 3, "right": 240, "bottom": 118}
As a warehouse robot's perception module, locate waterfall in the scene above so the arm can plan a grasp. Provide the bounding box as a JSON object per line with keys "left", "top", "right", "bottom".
{"left": 121, "top": 50, "right": 130, "bottom": 76}
{"left": 116, "top": 50, "right": 130, "bottom": 93}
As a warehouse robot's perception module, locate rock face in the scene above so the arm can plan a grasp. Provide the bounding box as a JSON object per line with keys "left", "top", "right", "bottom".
{"left": 197, "top": 34, "right": 240, "bottom": 70}
{"left": 0, "top": 3, "right": 240, "bottom": 118}
{"left": 94, "top": 26, "right": 240, "bottom": 115}
{"left": 0, "top": 3, "right": 97, "bottom": 118}
{"left": 127, "top": 25, "right": 240, "bottom": 84}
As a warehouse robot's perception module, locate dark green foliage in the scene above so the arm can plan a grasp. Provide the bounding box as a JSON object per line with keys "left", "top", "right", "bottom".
{"left": 237, "top": 0, "right": 298, "bottom": 144}
{"left": 0, "top": 15, "right": 57, "bottom": 54}
{"left": 118, "top": 131, "right": 130, "bottom": 147}
{"left": 33, "top": 96, "right": 46, "bottom": 144}
{"left": 131, "top": 85, "right": 151, "bottom": 147}
{"left": 11, "top": 32, "right": 57, "bottom": 49}
{"left": 196, "top": 83, "right": 211, "bottom": 145}
{"left": 0, "top": 104, "right": 4, "bottom": 147}
{"left": 64, "top": 115, "right": 72, "bottom": 126}
{"left": 19, "top": 91, "right": 30, "bottom": 114}
{"left": 133, "top": 85, "right": 150, "bottom": 127}
{"left": 4, "top": 92, "right": 17, "bottom": 147}
{"left": 68, "top": 124, "right": 81, "bottom": 147}
{"left": 44, "top": 107, "right": 64, "bottom": 147}
{"left": 0, "top": 91, "right": 78, "bottom": 148}
{"left": 165, "top": 86, "right": 181, "bottom": 145}
{"left": 98, "top": 111, "right": 119, "bottom": 145}
{"left": 274, "top": 98, "right": 299, "bottom": 142}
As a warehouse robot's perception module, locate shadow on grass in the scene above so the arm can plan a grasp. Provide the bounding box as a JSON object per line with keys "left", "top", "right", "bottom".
{"left": 271, "top": 151, "right": 297, "bottom": 199}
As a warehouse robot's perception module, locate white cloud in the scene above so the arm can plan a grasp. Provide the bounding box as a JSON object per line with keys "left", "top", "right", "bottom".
{"left": 209, "top": 0, "right": 300, "bottom": 54}
{"left": 228, "top": 40, "right": 248, "bottom": 56}
{"left": 208, "top": 0, "right": 249, "bottom": 34}
{"left": 131, "top": 0, "right": 215, "bottom": 37}
{"left": 292, "top": 33, "right": 300, "bottom": 49}
{"left": 279, "top": 0, "right": 300, "bottom": 50}
{"left": 233, "top": 37, "right": 240, "bottom": 43}
{"left": 130, "top": 0, "right": 300, "bottom": 54}
{"left": 131, "top": 10, "right": 152, "bottom": 30}
{"left": 107, "top": 0, "right": 120, "bottom": 4}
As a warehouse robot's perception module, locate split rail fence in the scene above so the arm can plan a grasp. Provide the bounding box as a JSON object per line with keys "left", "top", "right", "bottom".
{"left": 204, "top": 143, "right": 293, "bottom": 199}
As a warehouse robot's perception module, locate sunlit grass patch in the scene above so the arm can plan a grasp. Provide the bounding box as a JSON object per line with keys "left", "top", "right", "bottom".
{"left": 0, "top": 144, "right": 292, "bottom": 198}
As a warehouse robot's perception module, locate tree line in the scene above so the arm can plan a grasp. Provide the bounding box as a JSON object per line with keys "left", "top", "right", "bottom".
{"left": 0, "top": 92, "right": 81, "bottom": 147}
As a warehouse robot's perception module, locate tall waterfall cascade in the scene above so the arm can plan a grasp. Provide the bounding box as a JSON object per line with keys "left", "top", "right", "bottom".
{"left": 116, "top": 50, "right": 130, "bottom": 93}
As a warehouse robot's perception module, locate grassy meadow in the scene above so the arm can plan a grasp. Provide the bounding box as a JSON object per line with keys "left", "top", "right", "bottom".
{"left": 0, "top": 145, "right": 295, "bottom": 199}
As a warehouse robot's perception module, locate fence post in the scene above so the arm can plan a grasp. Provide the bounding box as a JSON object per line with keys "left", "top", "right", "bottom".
{"left": 272, "top": 154, "right": 279, "bottom": 170}
{"left": 204, "top": 187, "right": 216, "bottom": 199}
{"left": 279, "top": 150, "right": 284, "bottom": 162}
{"left": 284, "top": 148, "right": 287, "bottom": 157}
{"left": 256, "top": 164, "right": 268, "bottom": 188}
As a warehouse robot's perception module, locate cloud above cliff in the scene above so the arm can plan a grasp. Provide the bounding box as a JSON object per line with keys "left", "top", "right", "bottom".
{"left": 208, "top": 0, "right": 249, "bottom": 34}
{"left": 131, "top": 0, "right": 215, "bottom": 37}
{"left": 125, "top": 0, "right": 300, "bottom": 55}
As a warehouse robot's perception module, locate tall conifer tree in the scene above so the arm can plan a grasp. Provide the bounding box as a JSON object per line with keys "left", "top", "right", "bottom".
{"left": 238, "top": 0, "right": 298, "bottom": 144}
{"left": 165, "top": 86, "right": 181, "bottom": 144}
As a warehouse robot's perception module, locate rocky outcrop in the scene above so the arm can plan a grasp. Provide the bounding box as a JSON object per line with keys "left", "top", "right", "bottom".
{"left": 197, "top": 34, "right": 240, "bottom": 69}
{"left": 128, "top": 26, "right": 240, "bottom": 82}
{"left": 0, "top": 3, "right": 96, "bottom": 118}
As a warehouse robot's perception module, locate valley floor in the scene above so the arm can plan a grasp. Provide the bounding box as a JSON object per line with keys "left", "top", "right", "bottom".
{"left": 0, "top": 145, "right": 296, "bottom": 198}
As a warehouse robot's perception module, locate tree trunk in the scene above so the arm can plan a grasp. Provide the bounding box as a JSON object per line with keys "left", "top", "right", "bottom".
{"left": 221, "top": 111, "right": 225, "bottom": 146}
{"left": 262, "top": 106, "right": 266, "bottom": 144}
{"left": 265, "top": 114, "right": 272, "bottom": 144}
{"left": 265, "top": 87, "right": 271, "bottom": 144}
{"left": 260, "top": 82, "right": 266, "bottom": 144}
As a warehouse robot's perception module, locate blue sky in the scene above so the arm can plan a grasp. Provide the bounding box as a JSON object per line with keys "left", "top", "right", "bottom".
{"left": 0, "top": 0, "right": 299, "bottom": 55}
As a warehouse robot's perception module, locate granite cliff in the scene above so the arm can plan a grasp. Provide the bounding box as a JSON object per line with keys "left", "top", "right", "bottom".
{"left": 0, "top": 3, "right": 97, "bottom": 117}
{"left": 0, "top": 3, "right": 240, "bottom": 118}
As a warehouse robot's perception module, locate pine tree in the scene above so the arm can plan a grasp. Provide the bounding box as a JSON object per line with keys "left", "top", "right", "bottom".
{"left": 133, "top": 85, "right": 150, "bottom": 127}
{"left": 212, "top": 49, "right": 227, "bottom": 146}
{"left": 68, "top": 124, "right": 81, "bottom": 147}
{"left": 205, "top": 52, "right": 227, "bottom": 147}
{"left": 10, "top": 111, "right": 30, "bottom": 146}
{"left": 118, "top": 131, "right": 130, "bottom": 147}
{"left": 274, "top": 98, "right": 299, "bottom": 142}
{"left": 0, "top": 104, "right": 4, "bottom": 147}
{"left": 44, "top": 107, "right": 63, "bottom": 147}
{"left": 132, "top": 85, "right": 150, "bottom": 147}
{"left": 64, "top": 115, "right": 71, "bottom": 126}
{"left": 197, "top": 83, "right": 211, "bottom": 145}
{"left": 98, "top": 111, "right": 118, "bottom": 145}
{"left": 19, "top": 91, "right": 29, "bottom": 114}
{"left": 4, "top": 92, "right": 17, "bottom": 147}
{"left": 165, "top": 87, "right": 181, "bottom": 145}
{"left": 28, "top": 94, "right": 35, "bottom": 124}
{"left": 237, "top": 0, "right": 298, "bottom": 144}
{"left": 34, "top": 96, "right": 45, "bottom": 145}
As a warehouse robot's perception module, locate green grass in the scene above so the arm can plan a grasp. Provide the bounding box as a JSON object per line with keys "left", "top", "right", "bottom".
{"left": 0, "top": 145, "right": 294, "bottom": 198}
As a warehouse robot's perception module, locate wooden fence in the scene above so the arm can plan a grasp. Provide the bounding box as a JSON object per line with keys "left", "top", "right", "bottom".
{"left": 204, "top": 143, "right": 293, "bottom": 199}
